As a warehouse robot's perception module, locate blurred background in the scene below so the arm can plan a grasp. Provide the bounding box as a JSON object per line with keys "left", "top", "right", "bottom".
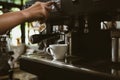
{"left": 0, "top": 0, "right": 40, "bottom": 47}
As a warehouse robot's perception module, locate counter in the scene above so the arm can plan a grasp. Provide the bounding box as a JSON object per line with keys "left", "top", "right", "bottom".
{"left": 19, "top": 52, "right": 120, "bottom": 80}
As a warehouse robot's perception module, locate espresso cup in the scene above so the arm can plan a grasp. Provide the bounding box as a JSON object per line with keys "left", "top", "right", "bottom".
{"left": 46, "top": 44, "right": 68, "bottom": 60}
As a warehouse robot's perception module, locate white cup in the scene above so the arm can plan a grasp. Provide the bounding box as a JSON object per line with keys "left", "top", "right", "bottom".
{"left": 46, "top": 44, "right": 68, "bottom": 60}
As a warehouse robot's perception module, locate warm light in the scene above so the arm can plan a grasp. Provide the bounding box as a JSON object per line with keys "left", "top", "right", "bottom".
{"left": 10, "top": 26, "right": 21, "bottom": 46}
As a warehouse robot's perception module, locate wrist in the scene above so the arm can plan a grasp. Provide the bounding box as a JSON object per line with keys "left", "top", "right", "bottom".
{"left": 20, "top": 9, "right": 30, "bottom": 21}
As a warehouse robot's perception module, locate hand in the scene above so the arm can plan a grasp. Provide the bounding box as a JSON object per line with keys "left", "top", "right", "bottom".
{"left": 21, "top": 1, "right": 54, "bottom": 22}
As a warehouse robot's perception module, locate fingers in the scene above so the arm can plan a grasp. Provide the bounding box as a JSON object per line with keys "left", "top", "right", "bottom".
{"left": 45, "top": 6, "right": 52, "bottom": 12}
{"left": 45, "top": 1, "right": 55, "bottom": 6}
{"left": 44, "top": 1, "right": 55, "bottom": 12}
{"left": 27, "top": 1, "right": 54, "bottom": 22}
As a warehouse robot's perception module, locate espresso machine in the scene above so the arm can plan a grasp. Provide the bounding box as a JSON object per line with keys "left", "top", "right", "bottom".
{"left": 17, "top": 1, "right": 120, "bottom": 80}
{"left": 60, "top": 0, "right": 120, "bottom": 62}
{"left": 27, "top": 0, "right": 120, "bottom": 62}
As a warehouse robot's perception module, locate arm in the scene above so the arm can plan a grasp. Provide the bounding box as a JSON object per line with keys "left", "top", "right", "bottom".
{"left": 0, "top": 1, "right": 53, "bottom": 34}
{"left": 0, "top": 11, "right": 26, "bottom": 34}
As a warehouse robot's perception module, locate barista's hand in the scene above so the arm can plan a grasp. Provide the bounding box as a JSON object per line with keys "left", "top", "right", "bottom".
{"left": 21, "top": 1, "right": 54, "bottom": 22}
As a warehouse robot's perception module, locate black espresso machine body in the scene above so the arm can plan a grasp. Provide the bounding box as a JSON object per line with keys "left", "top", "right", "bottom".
{"left": 25, "top": 0, "right": 120, "bottom": 62}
